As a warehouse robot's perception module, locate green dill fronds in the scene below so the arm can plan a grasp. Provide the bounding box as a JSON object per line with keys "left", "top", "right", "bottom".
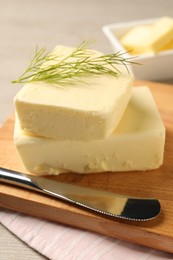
{"left": 12, "top": 40, "right": 135, "bottom": 85}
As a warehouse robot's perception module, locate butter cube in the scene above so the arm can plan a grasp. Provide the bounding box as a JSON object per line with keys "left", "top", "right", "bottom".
{"left": 121, "top": 17, "right": 173, "bottom": 54}
{"left": 160, "top": 40, "right": 173, "bottom": 51}
{"left": 14, "top": 46, "right": 133, "bottom": 141}
{"left": 14, "top": 87, "right": 165, "bottom": 175}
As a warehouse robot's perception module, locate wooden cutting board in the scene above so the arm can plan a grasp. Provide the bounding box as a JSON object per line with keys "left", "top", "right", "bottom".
{"left": 0, "top": 80, "right": 173, "bottom": 253}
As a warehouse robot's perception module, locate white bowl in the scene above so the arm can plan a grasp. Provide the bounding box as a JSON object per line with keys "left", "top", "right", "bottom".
{"left": 102, "top": 18, "right": 173, "bottom": 81}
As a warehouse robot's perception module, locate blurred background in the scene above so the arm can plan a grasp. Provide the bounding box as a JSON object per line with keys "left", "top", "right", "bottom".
{"left": 0, "top": 0, "right": 173, "bottom": 259}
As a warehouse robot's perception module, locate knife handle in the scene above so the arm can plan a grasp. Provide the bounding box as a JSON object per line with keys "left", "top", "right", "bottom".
{"left": 0, "top": 167, "right": 41, "bottom": 191}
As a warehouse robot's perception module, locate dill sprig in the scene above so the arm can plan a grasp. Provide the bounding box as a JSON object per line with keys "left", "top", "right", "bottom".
{"left": 12, "top": 40, "right": 135, "bottom": 85}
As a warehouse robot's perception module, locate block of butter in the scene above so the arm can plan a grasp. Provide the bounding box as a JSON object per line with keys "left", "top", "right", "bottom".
{"left": 160, "top": 40, "right": 173, "bottom": 51}
{"left": 14, "top": 46, "right": 133, "bottom": 141}
{"left": 121, "top": 17, "right": 173, "bottom": 54}
{"left": 14, "top": 87, "right": 165, "bottom": 175}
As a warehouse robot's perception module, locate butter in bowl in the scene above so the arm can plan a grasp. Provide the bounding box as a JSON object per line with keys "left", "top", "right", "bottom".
{"left": 102, "top": 16, "right": 173, "bottom": 81}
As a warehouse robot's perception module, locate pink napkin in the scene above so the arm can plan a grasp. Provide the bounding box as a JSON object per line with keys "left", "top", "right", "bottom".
{"left": 0, "top": 209, "right": 172, "bottom": 260}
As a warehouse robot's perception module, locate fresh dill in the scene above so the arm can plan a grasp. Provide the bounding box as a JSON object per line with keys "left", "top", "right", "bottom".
{"left": 12, "top": 40, "right": 135, "bottom": 85}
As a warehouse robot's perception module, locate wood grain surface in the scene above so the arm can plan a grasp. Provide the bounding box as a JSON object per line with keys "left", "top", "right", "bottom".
{"left": 0, "top": 80, "right": 173, "bottom": 253}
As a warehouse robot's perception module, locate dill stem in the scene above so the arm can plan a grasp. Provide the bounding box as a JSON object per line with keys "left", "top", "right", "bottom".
{"left": 12, "top": 40, "right": 136, "bottom": 85}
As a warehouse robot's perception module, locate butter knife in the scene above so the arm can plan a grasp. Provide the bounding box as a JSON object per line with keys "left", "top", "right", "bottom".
{"left": 0, "top": 167, "right": 160, "bottom": 221}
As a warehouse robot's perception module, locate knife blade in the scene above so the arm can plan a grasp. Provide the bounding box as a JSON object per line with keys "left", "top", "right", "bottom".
{"left": 0, "top": 167, "right": 160, "bottom": 221}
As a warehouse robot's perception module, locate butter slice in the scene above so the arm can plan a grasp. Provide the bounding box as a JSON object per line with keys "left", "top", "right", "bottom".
{"left": 160, "top": 40, "right": 173, "bottom": 51}
{"left": 14, "top": 87, "right": 165, "bottom": 175}
{"left": 121, "top": 17, "right": 173, "bottom": 54}
{"left": 14, "top": 46, "right": 133, "bottom": 141}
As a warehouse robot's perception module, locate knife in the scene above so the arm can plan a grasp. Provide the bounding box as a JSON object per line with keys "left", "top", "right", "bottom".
{"left": 0, "top": 167, "right": 160, "bottom": 221}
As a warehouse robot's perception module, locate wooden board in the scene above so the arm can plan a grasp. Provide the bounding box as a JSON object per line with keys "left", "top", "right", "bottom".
{"left": 0, "top": 80, "right": 173, "bottom": 253}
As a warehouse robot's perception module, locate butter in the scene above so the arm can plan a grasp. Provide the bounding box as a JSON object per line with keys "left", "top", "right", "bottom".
{"left": 160, "top": 40, "right": 173, "bottom": 51}
{"left": 14, "top": 46, "right": 133, "bottom": 141}
{"left": 14, "top": 87, "right": 165, "bottom": 175}
{"left": 121, "top": 17, "right": 173, "bottom": 54}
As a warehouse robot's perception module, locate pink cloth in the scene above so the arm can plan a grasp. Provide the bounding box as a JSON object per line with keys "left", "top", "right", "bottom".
{"left": 0, "top": 209, "right": 172, "bottom": 260}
